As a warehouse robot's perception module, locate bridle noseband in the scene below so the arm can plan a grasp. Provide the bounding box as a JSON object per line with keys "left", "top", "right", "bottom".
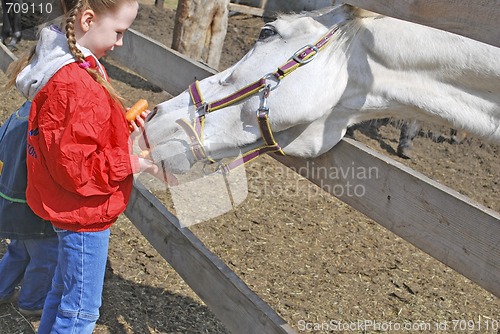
{"left": 176, "top": 24, "right": 341, "bottom": 174}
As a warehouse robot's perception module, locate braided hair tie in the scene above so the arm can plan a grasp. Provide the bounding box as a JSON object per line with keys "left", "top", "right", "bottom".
{"left": 79, "top": 61, "right": 91, "bottom": 69}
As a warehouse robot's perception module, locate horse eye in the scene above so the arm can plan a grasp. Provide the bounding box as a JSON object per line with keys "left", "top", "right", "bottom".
{"left": 258, "top": 26, "right": 277, "bottom": 40}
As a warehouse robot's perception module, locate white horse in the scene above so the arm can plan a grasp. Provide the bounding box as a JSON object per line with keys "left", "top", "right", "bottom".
{"left": 143, "top": 4, "right": 500, "bottom": 174}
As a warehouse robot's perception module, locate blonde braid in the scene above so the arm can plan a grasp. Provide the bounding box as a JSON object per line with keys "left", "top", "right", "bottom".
{"left": 65, "top": 2, "right": 86, "bottom": 62}
{"left": 65, "top": 0, "right": 124, "bottom": 106}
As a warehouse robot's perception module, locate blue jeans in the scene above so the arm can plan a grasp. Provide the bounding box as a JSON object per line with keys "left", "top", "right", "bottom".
{"left": 37, "top": 227, "right": 110, "bottom": 334}
{"left": 0, "top": 238, "right": 58, "bottom": 310}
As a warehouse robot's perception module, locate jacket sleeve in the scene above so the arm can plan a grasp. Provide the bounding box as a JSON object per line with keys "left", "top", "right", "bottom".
{"left": 37, "top": 84, "right": 135, "bottom": 197}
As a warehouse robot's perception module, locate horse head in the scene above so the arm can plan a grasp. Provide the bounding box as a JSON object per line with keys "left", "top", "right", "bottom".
{"left": 144, "top": 4, "right": 500, "bottom": 175}
{"left": 144, "top": 5, "right": 361, "bottom": 174}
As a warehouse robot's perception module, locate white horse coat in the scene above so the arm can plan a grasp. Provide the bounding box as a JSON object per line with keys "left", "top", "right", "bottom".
{"left": 143, "top": 5, "right": 500, "bottom": 174}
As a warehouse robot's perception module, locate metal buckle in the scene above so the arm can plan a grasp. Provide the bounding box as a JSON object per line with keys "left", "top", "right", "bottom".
{"left": 258, "top": 85, "right": 271, "bottom": 117}
{"left": 292, "top": 44, "right": 319, "bottom": 64}
{"left": 195, "top": 102, "right": 208, "bottom": 117}
{"left": 263, "top": 73, "right": 281, "bottom": 91}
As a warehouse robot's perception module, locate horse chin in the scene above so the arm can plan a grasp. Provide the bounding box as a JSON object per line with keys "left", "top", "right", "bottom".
{"left": 149, "top": 140, "right": 195, "bottom": 174}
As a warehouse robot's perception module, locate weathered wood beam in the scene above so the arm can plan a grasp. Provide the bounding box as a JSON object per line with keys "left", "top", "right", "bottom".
{"left": 273, "top": 138, "right": 500, "bottom": 297}
{"left": 125, "top": 181, "right": 297, "bottom": 334}
{"left": 344, "top": 0, "right": 500, "bottom": 48}
{"left": 229, "top": 3, "right": 265, "bottom": 17}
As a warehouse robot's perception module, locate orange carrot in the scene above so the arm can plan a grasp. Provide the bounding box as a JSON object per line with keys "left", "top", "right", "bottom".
{"left": 126, "top": 99, "right": 148, "bottom": 122}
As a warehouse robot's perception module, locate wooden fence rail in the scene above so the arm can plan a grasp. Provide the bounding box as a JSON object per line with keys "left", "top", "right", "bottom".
{"left": 108, "top": 18, "right": 500, "bottom": 300}
{"left": 229, "top": 1, "right": 266, "bottom": 17}
{"left": 1, "top": 1, "right": 499, "bottom": 332}
{"left": 125, "top": 180, "right": 296, "bottom": 334}
{"left": 345, "top": 0, "right": 500, "bottom": 48}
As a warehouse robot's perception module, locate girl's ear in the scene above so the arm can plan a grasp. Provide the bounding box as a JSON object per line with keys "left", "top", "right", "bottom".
{"left": 80, "top": 9, "right": 96, "bottom": 32}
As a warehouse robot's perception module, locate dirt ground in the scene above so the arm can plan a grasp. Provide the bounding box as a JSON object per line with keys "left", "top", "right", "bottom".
{"left": 1, "top": 3, "right": 499, "bottom": 334}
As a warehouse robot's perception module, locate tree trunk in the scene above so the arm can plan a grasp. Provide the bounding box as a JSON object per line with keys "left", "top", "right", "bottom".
{"left": 172, "top": 0, "right": 229, "bottom": 70}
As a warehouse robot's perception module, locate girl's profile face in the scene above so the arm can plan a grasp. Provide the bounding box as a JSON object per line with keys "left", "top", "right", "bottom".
{"left": 78, "top": 1, "right": 138, "bottom": 58}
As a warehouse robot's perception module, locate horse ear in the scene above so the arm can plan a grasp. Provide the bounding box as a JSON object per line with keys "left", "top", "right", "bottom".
{"left": 314, "top": 4, "right": 355, "bottom": 27}
{"left": 324, "top": 4, "right": 381, "bottom": 19}
{"left": 348, "top": 5, "right": 382, "bottom": 18}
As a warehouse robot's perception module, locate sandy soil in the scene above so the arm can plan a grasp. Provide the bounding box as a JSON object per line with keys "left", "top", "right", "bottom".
{"left": 0, "top": 3, "right": 499, "bottom": 334}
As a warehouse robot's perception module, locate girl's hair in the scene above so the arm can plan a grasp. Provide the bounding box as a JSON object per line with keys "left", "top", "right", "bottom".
{"left": 5, "top": 0, "right": 134, "bottom": 105}
{"left": 5, "top": 46, "right": 35, "bottom": 91}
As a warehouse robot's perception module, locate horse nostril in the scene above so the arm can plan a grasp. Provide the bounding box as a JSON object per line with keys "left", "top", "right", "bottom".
{"left": 146, "top": 108, "right": 158, "bottom": 122}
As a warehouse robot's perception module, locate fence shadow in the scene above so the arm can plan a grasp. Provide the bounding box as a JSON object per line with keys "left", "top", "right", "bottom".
{"left": 0, "top": 239, "right": 229, "bottom": 334}
{"left": 99, "top": 260, "right": 229, "bottom": 333}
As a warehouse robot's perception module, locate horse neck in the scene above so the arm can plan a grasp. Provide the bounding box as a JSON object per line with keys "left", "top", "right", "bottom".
{"left": 342, "top": 15, "right": 500, "bottom": 142}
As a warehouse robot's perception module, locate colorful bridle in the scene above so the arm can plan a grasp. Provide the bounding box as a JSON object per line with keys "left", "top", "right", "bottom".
{"left": 175, "top": 24, "right": 341, "bottom": 174}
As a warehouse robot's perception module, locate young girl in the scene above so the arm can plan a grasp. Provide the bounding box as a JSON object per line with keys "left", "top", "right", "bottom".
{"left": 6, "top": 0, "right": 158, "bottom": 331}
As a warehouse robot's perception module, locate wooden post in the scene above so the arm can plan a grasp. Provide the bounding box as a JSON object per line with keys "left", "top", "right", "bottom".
{"left": 172, "top": 0, "right": 230, "bottom": 70}
{"left": 155, "top": 0, "right": 164, "bottom": 9}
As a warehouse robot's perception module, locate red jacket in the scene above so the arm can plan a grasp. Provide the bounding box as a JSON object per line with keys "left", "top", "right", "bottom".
{"left": 26, "top": 57, "right": 140, "bottom": 232}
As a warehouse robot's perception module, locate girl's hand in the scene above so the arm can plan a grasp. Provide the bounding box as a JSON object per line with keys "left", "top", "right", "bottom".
{"left": 129, "top": 110, "right": 150, "bottom": 140}
{"left": 138, "top": 156, "right": 158, "bottom": 173}
{"left": 137, "top": 157, "right": 178, "bottom": 186}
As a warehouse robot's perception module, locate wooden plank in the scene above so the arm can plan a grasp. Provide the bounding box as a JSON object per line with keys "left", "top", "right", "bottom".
{"left": 125, "top": 181, "right": 297, "bottom": 334}
{"left": 108, "top": 29, "right": 217, "bottom": 96}
{"left": 344, "top": 0, "right": 500, "bottom": 48}
{"left": 229, "top": 3, "right": 265, "bottom": 17}
{"left": 0, "top": 43, "right": 16, "bottom": 73}
{"left": 273, "top": 138, "right": 500, "bottom": 297}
